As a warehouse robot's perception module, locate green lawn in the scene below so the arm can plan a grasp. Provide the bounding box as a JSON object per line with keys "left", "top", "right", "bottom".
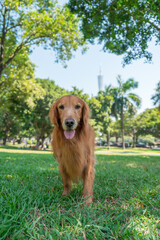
{"left": 95, "top": 146, "right": 160, "bottom": 154}
{"left": 0, "top": 147, "right": 160, "bottom": 239}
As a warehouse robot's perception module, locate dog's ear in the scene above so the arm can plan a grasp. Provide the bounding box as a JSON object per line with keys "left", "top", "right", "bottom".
{"left": 82, "top": 101, "right": 90, "bottom": 125}
{"left": 49, "top": 101, "right": 59, "bottom": 126}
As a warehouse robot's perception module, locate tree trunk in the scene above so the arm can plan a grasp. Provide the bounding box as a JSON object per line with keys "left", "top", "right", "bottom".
{"left": 3, "top": 128, "right": 8, "bottom": 145}
{"left": 0, "top": 67, "right": 3, "bottom": 79}
{"left": 13, "top": 138, "right": 16, "bottom": 145}
{"left": 132, "top": 134, "right": 136, "bottom": 148}
{"left": 132, "top": 134, "right": 134, "bottom": 148}
{"left": 41, "top": 136, "right": 45, "bottom": 147}
{"left": 121, "top": 100, "right": 125, "bottom": 150}
{"left": 107, "top": 131, "right": 110, "bottom": 150}
{"left": 3, "top": 137, "right": 7, "bottom": 145}
{"left": 36, "top": 137, "right": 40, "bottom": 148}
{"left": 0, "top": 6, "right": 6, "bottom": 80}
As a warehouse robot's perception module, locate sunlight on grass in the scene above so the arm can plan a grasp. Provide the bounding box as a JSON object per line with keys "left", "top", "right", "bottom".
{"left": 127, "top": 216, "right": 160, "bottom": 238}
{"left": 0, "top": 148, "right": 52, "bottom": 154}
{"left": 126, "top": 163, "right": 139, "bottom": 168}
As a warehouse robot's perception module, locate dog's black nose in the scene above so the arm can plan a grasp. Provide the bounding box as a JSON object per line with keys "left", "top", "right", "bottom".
{"left": 65, "top": 118, "right": 75, "bottom": 128}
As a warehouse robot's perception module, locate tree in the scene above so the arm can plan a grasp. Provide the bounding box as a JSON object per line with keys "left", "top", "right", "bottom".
{"left": 111, "top": 76, "right": 141, "bottom": 149}
{"left": 96, "top": 86, "right": 114, "bottom": 149}
{"left": 70, "top": 86, "right": 89, "bottom": 102}
{"left": 68, "top": 0, "right": 160, "bottom": 65}
{"left": 0, "top": 0, "right": 85, "bottom": 82}
{"left": 88, "top": 96, "right": 102, "bottom": 137}
{"left": 151, "top": 81, "right": 160, "bottom": 108}
{"left": 70, "top": 87, "right": 102, "bottom": 136}
{"left": 29, "top": 78, "right": 67, "bottom": 147}
{"left": 123, "top": 114, "right": 139, "bottom": 147}
{"left": 0, "top": 49, "right": 44, "bottom": 144}
{"left": 124, "top": 107, "right": 160, "bottom": 147}
{"left": 87, "top": 86, "right": 114, "bottom": 149}
{"left": 0, "top": 48, "right": 43, "bottom": 114}
{"left": 111, "top": 120, "right": 121, "bottom": 143}
{"left": 0, "top": 107, "right": 20, "bottom": 145}
{"left": 136, "top": 107, "right": 160, "bottom": 138}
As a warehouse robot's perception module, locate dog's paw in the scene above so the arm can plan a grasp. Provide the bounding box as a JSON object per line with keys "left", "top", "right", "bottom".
{"left": 62, "top": 189, "right": 70, "bottom": 196}
{"left": 81, "top": 195, "right": 93, "bottom": 206}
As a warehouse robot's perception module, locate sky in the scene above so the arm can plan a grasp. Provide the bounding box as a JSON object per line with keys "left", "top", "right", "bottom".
{"left": 29, "top": 2, "right": 160, "bottom": 114}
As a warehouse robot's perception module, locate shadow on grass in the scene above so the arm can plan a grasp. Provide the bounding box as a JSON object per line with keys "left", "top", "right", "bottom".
{"left": 0, "top": 151, "right": 160, "bottom": 239}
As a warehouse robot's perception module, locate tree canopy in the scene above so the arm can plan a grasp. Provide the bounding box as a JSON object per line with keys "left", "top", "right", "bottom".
{"left": 68, "top": 0, "right": 160, "bottom": 65}
{"left": 136, "top": 107, "right": 160, "bottom": 138}
{"left": 0, "top": 0, "right": 85, "bottom": 80}
{"left": 0, "top": 48, "right": 44, "bottom": 114}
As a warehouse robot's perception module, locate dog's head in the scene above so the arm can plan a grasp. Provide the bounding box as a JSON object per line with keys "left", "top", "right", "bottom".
{"left": 49, "top": 95, "right": 90, "bottom": 139}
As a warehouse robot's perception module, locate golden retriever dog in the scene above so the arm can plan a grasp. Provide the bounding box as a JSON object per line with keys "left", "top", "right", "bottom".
{"left": 49, "top": 95, "right": 95, "bottom": 204}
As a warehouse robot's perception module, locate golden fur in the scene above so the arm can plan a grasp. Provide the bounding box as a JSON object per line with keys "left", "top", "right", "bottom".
{"left": 49, "top": 95, "right": 95, "bottom": 204}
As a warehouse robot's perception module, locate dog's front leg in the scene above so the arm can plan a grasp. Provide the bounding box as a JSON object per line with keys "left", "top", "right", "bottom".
{"left": 82, "top": 165, "right": 95, "bottom": 204}
{"left": 59, "top": 164, "right": 72, "bottom": 196}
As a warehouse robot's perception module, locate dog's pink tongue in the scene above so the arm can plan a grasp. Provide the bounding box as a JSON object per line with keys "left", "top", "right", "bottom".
{"left": 64, "top": 130, "right": 75, "bottom": 139}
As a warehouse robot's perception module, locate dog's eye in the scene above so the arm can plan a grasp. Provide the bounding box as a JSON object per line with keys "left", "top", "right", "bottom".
{"left": 59, "top": 105, "right": 64, "bottom": 110}
{"left": 75, "top": 105, "right": 81, "bottom": 109}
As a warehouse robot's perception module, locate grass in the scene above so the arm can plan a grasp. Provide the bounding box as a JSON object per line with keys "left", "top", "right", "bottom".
{"left": 0, "top": 147, "right": 160, "bottom": 240}
{"left": 95, "top": 146, "right": 160, "bottom": 153}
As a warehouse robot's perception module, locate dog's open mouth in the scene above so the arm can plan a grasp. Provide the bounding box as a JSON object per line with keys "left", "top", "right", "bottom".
{"left": 64, "top": 130, "right": 75, "bottom": 139}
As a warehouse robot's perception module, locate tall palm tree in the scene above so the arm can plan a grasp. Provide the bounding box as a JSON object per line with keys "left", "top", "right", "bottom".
{"left": 112, "top": 75, "right": 141, "bottom": 149}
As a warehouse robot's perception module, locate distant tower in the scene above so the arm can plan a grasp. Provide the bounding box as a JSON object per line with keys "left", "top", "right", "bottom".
{"left": 97, "top": 66, "right": 104, "bottom": 92}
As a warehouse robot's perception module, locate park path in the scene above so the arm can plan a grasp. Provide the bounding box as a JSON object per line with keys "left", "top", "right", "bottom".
{"left": 95, "top": 150, "right": 160, "bottom": 156}
{"left": 0, "top": 148, "right": 160, "bottom": 156}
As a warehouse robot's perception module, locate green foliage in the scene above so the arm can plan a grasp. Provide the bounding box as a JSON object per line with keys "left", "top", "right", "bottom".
{"left": 68, "top": 0, "right": 160, "bottom": 64}
{"left": 88, "top": 96, "right": 102, "bottom": 133}
{"left": 0, "top": 0, "right": 85, "bottom": 78}
{"left": 110, "top": 120, "right": 121, "bottom": 141}
{"left": 138, "top": 135, "right": 155, "bottom": 146}
{"left": 110, "top": 76, "right": 141, "bottom": 148}
{"left": 0, "top": 46, "right": 44, "bottom": 118}
{"left": 96, "top": 86, "right": 114, "bottom": 135}
{"left": 0, "top": 0, "right": 85, "bottom": 140}
{"left": 136, "top": 107, "right": 160, "bottom": 138}
{"left": 0, "top": 78, "right": 67, "bottom": 145}
{"left": 69, "top": 87, "right": 103, "bottom": 133}
{"left": 151, "top": 81, "right": 160, "bottom": 107}
{"left": 28, "top": 78, "right": 67, "bottom": 145}
{"left": 124, "top": 107, "right": 160, "bottom": 147}
{"left": 0, "top": 108, "right": 20, "bottom": 144}
{"left": 26, "top": 140, "right": 32, "bottom": 145}
{"left": 70, "top": 86, "right": 89, "bottom": 102}
{"left": 112, "top": 75, "right": 141, "bottom": 119}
